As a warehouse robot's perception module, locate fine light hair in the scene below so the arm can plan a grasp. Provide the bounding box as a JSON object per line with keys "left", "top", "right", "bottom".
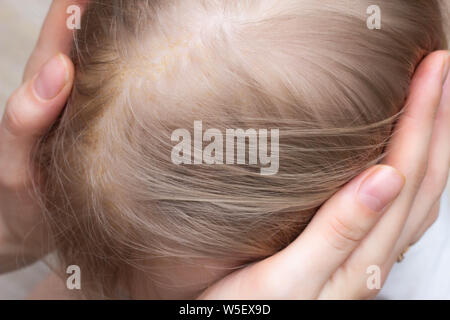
{"left": 34, "top": 0, "right": 447, "bottom": 298}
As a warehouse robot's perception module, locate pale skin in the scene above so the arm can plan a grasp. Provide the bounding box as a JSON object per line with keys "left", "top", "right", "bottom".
{"left": 0, "top": 0, "right": 449, "bottom": 299}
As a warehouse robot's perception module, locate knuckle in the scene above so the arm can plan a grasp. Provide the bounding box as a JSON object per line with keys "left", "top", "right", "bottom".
{"left": 4, "top": 96, "right": 26, "bottom": 136}
{"left": 326, "top": 215, "right": 363, "bottom": 252}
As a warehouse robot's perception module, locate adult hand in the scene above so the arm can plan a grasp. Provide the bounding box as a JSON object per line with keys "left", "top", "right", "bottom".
{"left": 0, "top": 0, "right": 87, "bottom": 273}
{"left": 1, "top": 1, "right": 448, "bottom": 300}
{"left": 199, "top": 50, "right": 450, "bottom": 299}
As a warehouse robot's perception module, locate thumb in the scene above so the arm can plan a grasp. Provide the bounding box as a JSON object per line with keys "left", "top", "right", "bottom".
{"left": 247, "top": 165, "right": 405, "bottom": 299}
{"left": 0, "top": 53, "right": 74, "bottom": 189}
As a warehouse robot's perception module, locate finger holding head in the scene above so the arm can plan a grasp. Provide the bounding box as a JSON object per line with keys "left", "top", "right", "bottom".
{"left": 23, "top": 0, "right": 89, "bottom": 81}
{"left": 0, "top": 54, "right": 74, "bottom": 189}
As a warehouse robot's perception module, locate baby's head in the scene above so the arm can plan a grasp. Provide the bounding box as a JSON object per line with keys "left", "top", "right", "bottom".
{"left": 35, "top": 0, "right": 447, "bottom": 298}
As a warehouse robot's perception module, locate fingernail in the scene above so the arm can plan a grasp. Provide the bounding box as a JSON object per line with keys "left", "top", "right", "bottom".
{"left": 33, "top": 54, "right": 69, "bottom": 100}
{"left": 357, "top": 165, "right": 405, "bottom": 212}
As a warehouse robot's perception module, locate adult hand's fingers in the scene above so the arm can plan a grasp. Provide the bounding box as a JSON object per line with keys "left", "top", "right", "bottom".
{"left": 405, "top": 200, "right": 441, "bottom": 249}
{"left": 203, "top": 165, "right": 404, "bottom": 299}
{"left": 390, "top": 61, "right": 450, "bottom": 257}
{"left": 355, "top": 51, "right": 447, "bottom": 259}
{"left": 318, "top": 51, "right": 449, "bottom": 299}
{"left": 0, "top": 54, "right": 74, "bottom": 188}
{"left": 23, "top": 0, "right": 88, "bottom": 81}
{"left": 378, "top": 200, "right": 441, "bottom": 278}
